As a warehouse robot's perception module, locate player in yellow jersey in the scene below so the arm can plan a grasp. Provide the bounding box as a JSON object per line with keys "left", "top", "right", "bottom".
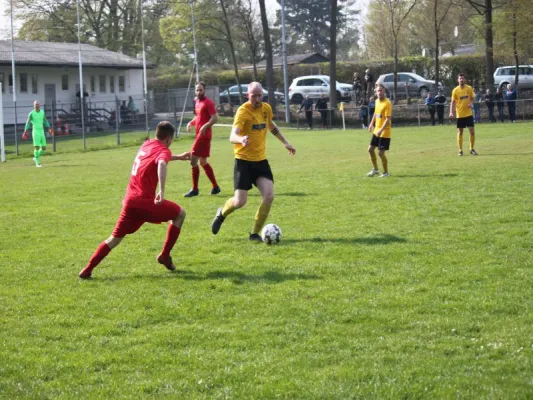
{"left": 366, "top": 84, "right": 392, "bottom": 178}
{"left": 449, "top": 73, "right": 478, "bottom": 156}
{"left": 211, "top": 82, "right": 296, "bottom": 242}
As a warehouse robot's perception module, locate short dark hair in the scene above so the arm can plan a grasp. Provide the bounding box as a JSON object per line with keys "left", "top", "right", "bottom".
{"left": 458, "top": 73, "right": 465, "bottom": 78}
{"left": 196, "top": 81, "right": 206, "bottom": 89}
{"left": 155, "top": 121, "right": 175, "bottom": 140}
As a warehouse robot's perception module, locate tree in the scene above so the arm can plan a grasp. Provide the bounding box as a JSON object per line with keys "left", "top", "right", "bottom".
{"left": 377, "top": 0, "right": 418, "bottom": 103}
{"left": 274, "top": 0, "right": 357, "bottom": 57}
{"left": 233, "top": 0, "right": 262, "bottom": 80}
{"left": 329, "top": 0, "right": 338, "bottom": 110}
{"left": 258, "top": 0, "right": 276, "bottom": 109}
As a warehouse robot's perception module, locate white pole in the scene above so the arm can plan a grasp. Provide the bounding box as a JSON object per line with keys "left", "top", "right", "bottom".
{"left": 0, "top": 83, "right": 5, "bottom": 162}
{"left": 76, "top": 0, "right": 86, "bottom": 149}
{"left": 10, "top": 0, "right": 18, "bottom": 155}
{"left": 281, "top": 0, "right": 290, "bottom": 123}
{"left": 190, "top": 0, "right": 199, "bottom": 82}
{"left": 141, "top": 0, "right": 149, "bottom": 134}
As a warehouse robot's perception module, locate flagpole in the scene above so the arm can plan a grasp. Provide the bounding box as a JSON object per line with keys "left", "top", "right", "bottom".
{"left": 281, "top": 0, "right": 290, "bottom": 123}
{"left": 76, "top": 0, "right": 86, "bottom": 149}
{"left": 140, "top": 0, "right": 149, "bottom": 135}
{"left": 10, "top": 0, "right": 19, "bottom": 155}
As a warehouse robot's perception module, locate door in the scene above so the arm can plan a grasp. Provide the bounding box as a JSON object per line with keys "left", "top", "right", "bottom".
{"left": 44, "top": 84, "right": 56, "bottom": 122}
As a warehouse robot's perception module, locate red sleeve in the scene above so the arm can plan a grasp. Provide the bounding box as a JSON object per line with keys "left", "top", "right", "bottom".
{"left": 157, "top": 147, "right": 172, "bottom": 164}
{"left": 207, "top": 98, "right": 217, "bottom": 116}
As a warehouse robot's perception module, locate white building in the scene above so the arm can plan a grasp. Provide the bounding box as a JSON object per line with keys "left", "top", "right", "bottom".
{"left": 0, "top": 40, "right": 151, "bottom": 125}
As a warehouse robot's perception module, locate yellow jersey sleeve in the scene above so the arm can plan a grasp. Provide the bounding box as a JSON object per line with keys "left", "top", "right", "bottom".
{"left": 232, "top": 102, "right": 271, "bottom": 161}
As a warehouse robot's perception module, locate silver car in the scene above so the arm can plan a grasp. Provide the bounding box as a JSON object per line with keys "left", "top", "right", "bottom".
{"left": 376, "top": 72, "right": 444, "bottom": 98}
{"left": 493, "top": 65, "right": 533, "bottom": 90}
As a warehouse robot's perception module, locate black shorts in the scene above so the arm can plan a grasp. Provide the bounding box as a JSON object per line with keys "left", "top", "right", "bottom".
{"left": 370, "top": 135, "right": 391, "bottom": 151}
{"left": 457, "top": 116, "right": 474, "bottom": 129}
{"left": 234, "top": 159, "right": 274, "bottom": 191}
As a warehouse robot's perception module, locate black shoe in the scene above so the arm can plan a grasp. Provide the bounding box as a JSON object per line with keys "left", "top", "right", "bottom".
{"left": 157, "top": 253, "right": 176, "bottom": 271}
{"left": 470, "top": 149, "right": 478, "bottom": 155}
{"left": 249, "top": 233, "right": 263, "bottom": 243}
{"left": 458, "top": 150, "right": 463, "bottom": 156}
{"left": 211, "top": 208, "right": 225, "bottom": 235}
{"left": 210, "top": 186, "right": 221, "bottom": 195}
{"left": 184, "top": 189, "right": 199, "bottom": 197}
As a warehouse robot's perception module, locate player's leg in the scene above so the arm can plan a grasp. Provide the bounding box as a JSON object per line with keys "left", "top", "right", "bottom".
{"left": 457, "top": 127, "right": 464, "bottom": 156}
{"left": 378, "top": 149, "right": 388, "bottom": 176}
{"left": 468, "top": 126, "right": 477, "bottom": 155}
{"left": 250, "top": 176, "right": 274, "bottom": 241}
{"left": 367, "top": 138, "right": 379, "bottom": 176}
{"left": 157, "top": 202, "right": 186, "bottom": 271}
{"left": 184, "top": 154, "right": 200, "bottom": 197}
{"left": 199, "top": 156, "right": 220, "bottom": 194}
{"left": 79, "top": 235, "right": 124, "bottom": 279}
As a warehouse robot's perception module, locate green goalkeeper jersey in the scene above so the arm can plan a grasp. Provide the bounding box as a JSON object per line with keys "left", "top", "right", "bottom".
{"left": 25, "top": 110, "right": 50, "bottom": 134}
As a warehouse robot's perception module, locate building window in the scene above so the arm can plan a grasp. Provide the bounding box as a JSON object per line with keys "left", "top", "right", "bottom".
{"left": 62, "top": 75, "right": 69, "bottom": 90}
{"left": 110, "top": 76, "right": 115, "bottom": 93}
{"left": 8, "top": 74, "right": 13, "bottom": 93}
{"left": 20, "top": 73, "right": 28, "bottom": 93}
{"left": 119, "top": 75, "right": 125, "bottom": 92}
{"left": 90, "top": 76, "right": 95, "bottom": 93}
{"left": 99, "top": 75, "right": 106, "bottom": 93}
{"left": 32, "top": 74, "right": 38, "bottom": 94}
{"left": 0, "top": 73, "right": 4, "bottom": 93}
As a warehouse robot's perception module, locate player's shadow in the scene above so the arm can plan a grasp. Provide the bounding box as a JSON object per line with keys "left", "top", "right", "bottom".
{"left": 248, "top": 192, "right": 308, "bottom": 197}
{"left": 283, "top": 234, "right": 406, "bottom": 245}
{"left": 479, "top": 152, "right": 533, "bottom": 156}
{"left": 392, "top": 173, "right": 458, "bottom": 178}
{"left": 183, "top": 270, "right": 320, "bottom": 284}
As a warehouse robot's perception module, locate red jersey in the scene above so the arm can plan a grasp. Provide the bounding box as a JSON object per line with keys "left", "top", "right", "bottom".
{"left": 193, "top": 96, "right": 217, "bottom": 138}
{"left": 125, "top": 139, "right": 172, "bottom": 200}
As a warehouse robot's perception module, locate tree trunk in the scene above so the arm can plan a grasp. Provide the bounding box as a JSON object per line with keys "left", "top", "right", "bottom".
{"left": 219, "top": 0, "right": 242, "bottom": 103}
{"left": 258, "top": 0, "right": 275, "bottom": 111}
{"left": 329, "top": 0, "right": 338, "bottom": 111}
{"left": 484, "top": 0, "right": 494, "bottom": 86}
{"left": 393, "top": 38, "right": 398, "bottom": 104}
{"left": 434, "top": 0, "right": 439, "bottom": 95}
{"left": 512, "top": 6, "right": 519, "bottom": 87}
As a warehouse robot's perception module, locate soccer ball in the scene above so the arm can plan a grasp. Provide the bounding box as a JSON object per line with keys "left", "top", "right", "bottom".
{"left": 261, "top": 223, "right": 282, "bottom": 245}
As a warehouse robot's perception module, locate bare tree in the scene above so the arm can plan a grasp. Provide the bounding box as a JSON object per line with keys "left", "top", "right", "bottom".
{"left": 218, "top": 0, "right": 243, "bottom": 103}
{"left": 258, "top": 0, "right": 276, "bottom": 110}
{"left": 329, "top": 0, "right": 338, "bottom": 110}
{"left": 432, "top": 0, "right": 454, "bottom": 95}
{"left": 234, "top": 0, "right": 261, "bottom": 81}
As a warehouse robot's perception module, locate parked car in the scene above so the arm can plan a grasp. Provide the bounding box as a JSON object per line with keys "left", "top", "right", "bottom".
{"left": 219, "top": 84, "right": 285, "bottom": 105}
{"left": 376, "top": 72, "right": 444, "bottom": 98}
{"left": 288, "top": 75, "right": 354, "bottom": 104}
{"left": 493, "top": 65, "right": 533, "bottom": 90}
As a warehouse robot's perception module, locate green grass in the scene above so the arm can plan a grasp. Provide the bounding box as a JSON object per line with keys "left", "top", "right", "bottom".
{"left": 1, "top": 122, "right": 532, "bottom": 399}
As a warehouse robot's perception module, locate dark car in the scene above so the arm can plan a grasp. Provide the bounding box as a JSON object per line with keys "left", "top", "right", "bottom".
{"left": 220, "top": 84, "right": 285, "bottom": 105}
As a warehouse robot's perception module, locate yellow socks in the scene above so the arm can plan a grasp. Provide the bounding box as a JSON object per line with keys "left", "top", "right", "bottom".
{"left": 221, "top": 198, "right": 237, "bottom": 218}
{"left": 251, "top": 202, "right": 272, "bottom": 234}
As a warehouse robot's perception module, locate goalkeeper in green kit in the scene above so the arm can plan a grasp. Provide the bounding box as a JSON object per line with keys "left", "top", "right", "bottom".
{"left": 23, "top": 100, "right": 54, "bottom": 167}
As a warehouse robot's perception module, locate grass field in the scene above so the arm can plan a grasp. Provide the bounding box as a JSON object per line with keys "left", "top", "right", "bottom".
{"left": 1, "top": 121, "right": 532, "bottom": 399}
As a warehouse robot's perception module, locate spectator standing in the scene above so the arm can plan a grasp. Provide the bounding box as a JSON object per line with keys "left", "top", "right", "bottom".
{"left": 473, "top": 88, "right": 481, "bottom": 123}
{"left": 484, "top": 89, "right": 496, "bottom": 123}
{"left": 506, "top": 84, "right": 517, "bottom": 123}
{"left": 360, "top": 101, "right": 369, "bottom": 129}
{"left": 425, "top": 92, "right": 436, "bottom": 126}
{"left": 434, "top": 89, "right": 446, "bottom": 125}
{"left": 368, "top": 96, "right": 376, "bottom": 122}
{"left": 494, "top": 87, "right": 505, "bottom": 122}
{"left": 364, "top": 69, "right": 374, "bottom": 99}
{"left": 315, "top": 94, "right": 329, "bottom": 129}
{"left": 299, "top": 95, "right": 314, "bottom": 130}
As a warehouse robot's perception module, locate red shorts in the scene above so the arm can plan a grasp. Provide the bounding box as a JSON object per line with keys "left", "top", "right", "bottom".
{"left": 191, "top": 135, "right": 212, "bottom": 158}
{"left": 112, "top": 198, "right": 181, "bottom": 238}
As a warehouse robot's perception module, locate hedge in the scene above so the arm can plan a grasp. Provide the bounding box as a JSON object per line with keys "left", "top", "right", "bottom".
{"left": 149, "top": 54, "right": 528, "bottom": 94}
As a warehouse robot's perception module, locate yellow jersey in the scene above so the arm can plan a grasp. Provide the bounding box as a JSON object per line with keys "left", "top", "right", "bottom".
{"left": 451, "top": 84, "right": 474, "bottom": 118}
{"left": 232, "top": 102, "right": 273, "bottom": 162}
{"left": 373, "top": 98, "right": 392, "bottom": 138}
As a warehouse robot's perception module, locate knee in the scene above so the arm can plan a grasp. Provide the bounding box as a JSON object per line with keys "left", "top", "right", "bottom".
{"left": 105, "top": 236, "right": 123, "bottom": 249}
{"left": 233, "top": 197, "right": 247, "bottom": 209}
{"left": 178, "top": 208, "right": 186, "bottom": 221}
{"left": 263, "top": 193, "right": 274, "bottom": 204}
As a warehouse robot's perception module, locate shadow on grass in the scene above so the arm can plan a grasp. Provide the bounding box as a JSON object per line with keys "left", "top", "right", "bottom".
{"left": 478, "top": 153, "right": 533, "bottom": 156}
{"left": 94, "top": 269, "right": 319, "bottom": 284}
{"left": 248, "top": 192, "right": 309, "bottom": 197}
{"left": 392, "top": 173, "right": 458, "bottom": 178}
{"left": 283, "top": 234, "right": 406, "bottom": 245}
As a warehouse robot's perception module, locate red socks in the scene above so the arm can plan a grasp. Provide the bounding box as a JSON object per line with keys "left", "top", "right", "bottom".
{"left": 161, "top": 225, "right": 181, "bottom": 258}
{"left": 202, "top": 163, "right": 218, "bottom": 188}
{"left": 82, "top": 242, "right": 111, "bottom": 275}
{"left": 192, "top": 166, "right": 200, "bottom": 191}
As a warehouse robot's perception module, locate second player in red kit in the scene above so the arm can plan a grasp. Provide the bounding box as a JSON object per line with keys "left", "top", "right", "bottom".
{"left": 184, "top": 82, "right": 221, "bottom": 197}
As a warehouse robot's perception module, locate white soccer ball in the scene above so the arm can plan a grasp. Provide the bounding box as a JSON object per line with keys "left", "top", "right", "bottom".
{"left": 261, "top": 223, "right": 282, "bottom": 245}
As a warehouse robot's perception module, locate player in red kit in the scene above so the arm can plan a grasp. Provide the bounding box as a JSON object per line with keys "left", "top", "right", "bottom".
{"left": 184, "top": 82, "right": 221, "bottom": 197}
{"left": 79, "top": 121, "right": 191, "bottom": 279}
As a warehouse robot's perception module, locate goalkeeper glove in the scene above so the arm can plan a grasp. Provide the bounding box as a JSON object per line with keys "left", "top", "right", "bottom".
{"left": 22, "top": 131, "right": 28, "bottom": 140}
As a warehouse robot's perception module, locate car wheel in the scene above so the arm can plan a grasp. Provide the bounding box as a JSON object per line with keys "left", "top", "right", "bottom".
{"left": 291, "top": 94, "right": 303, "bottom": 104}
{"left": 419, "top": 87, "right": 429, "bottom": 98}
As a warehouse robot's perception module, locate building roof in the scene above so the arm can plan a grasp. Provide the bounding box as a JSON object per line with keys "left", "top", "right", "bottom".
{"left": 250, "top": 53, "right": 329, "bottom": 69}
{"left": 0, "top": 40, "right": 152, "bottom": 69}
